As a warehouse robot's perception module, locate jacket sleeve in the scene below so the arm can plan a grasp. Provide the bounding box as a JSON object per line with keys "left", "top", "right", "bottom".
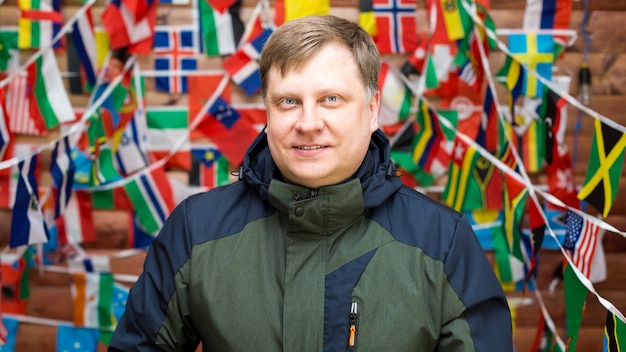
{"left": 108, "top": 199, "right": 200, "bottom": 352}
{"left": 438, "top": 215, "right": 514, "bottom": 351}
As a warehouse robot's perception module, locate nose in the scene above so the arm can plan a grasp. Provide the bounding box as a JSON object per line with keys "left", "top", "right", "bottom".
{"left": 294, "top": 101, "right": 324, "bottom": 133}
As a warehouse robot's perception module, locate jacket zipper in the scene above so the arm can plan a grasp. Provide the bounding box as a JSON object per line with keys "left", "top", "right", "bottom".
{"left": 347, "top": 302, "right": 359, "bottom": 351}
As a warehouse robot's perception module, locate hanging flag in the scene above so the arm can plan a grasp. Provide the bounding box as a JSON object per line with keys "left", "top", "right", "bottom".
{"left": 101, "top": 0, "right": 158, "bottom": 54}
{"left": 0, "top": 29, "right": 19, "bottom": 71}
{"left": 373, "top": 0, "right": 419, "bottom": 54}
{"left": 95, "top": 28, "right": 110, "bottom": 70}
{"left": 399, "top": 34, "right": 429, "bottom": 77}
{"left": 378, "top": 61, "right": 413, "bottom": 129}
{"left": 523, "top": 0, "right": 573, "bottom": 57}
{"left": 189, "top": 144, "right": 231, "bottom": 189}
{"left": 496, "top": 54, "right": 525, "bottom": 120}
{"left": 604, "top": 311, "right": 626, "bottom": 351}
{"left": 518, "top": 115, "right": 546, "bottom": 173}
{"left": 198, "top": 0, "right": 244, "bottom": 56}
{"left": 539, "top": 85, "right": 568, "bottom": 164}
{"left": 476, "top": 87, "right": 499, "bottom": 151}
{"left": 71, "top": 271, "right": 116, "bottom": 329}
{"left": 10, "top": 155, "right": 49, "bottom": 248}
{"left": 17, "top": 0, "right": 63, "bottom": 49}
{"left": 196, "top": 96, "right": 259, "bottom": 166}
{"left": 124, "top": 165, "right": 176, "bottom": 234}
{"left": 493, "top": 173, "right": 527, "bottom": 291}
{"left": 577, "top": 119, "right": 626, "bottom": 218}
{"left": 91, "top": 187, "right": 133, "bottom": 210}
{"left": 222, "top": 28, "right": 273, "bottom": 96}
{"left": 508, "top": 33, "right": 554, "bottom": 98}
{"left": 49, "top": 136, "right": 76, "bottom": 219}
{"left": 530, "top": 313, "right": 558, "bottom": 351}
{"left": 27, "top": 48, "right": 75, "bottom": 131}
{"left": 563, "top": 262, "right": 588, "bottom": 352}
{"left": 441, "top": 136, "right": 500, "bottom": 211}
{"left": 359, "top": 0, "right": 378, "bottom": 35}
{"left": 0, "top": 87, "right": 13, "bottom": 162}
{"left": 411, "top": 99, "right": 444, "bottom": 173}
{"left": 526, "top": 200, "right": 546, "bottom": 281}
{"left": 439, "top": 0, "right": 470, "bottom": 41}
{"left": 0, "top": 317, "right": 18, "bottom": 350}
{"left": 563, "top": 210, "right": 600, "bottom": 278}
{"left": 153, "top": 26, "right": 198, "bottom": 94}
{"left": 71, "top": 6, "right": 98, "bottom": 91}
{"left": 146, "top": 106, "right": 191, "bottom": 170}
{"left": 55, "top": 190, "right": 96, "bottom": 245}
{"left": 114, "top": 110, "right": 151, "bottom": 176}
{"left": 274, "top": 0, "right": 330, "bottom": 25}
{"left": 547, "top": 144, "right": 580, "bottom": 210}
{"left": 4, "top": 74, "right": 43, "bottom": 136}
{"left": 56, "top": 324, "right": 99, "bottom": 352}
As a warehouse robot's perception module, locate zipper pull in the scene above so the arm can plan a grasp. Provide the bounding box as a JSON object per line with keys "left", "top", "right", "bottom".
{"left": 348, "top": 302, "right": 358, "bottom": 349}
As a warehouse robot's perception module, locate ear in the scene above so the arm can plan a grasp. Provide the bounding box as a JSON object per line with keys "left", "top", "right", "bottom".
{"left": 368, "top": 90, "right": 381, "bottom": 133}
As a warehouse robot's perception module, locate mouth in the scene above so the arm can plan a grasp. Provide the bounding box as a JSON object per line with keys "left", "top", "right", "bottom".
{"left": 295, "top": 145, "right": 326, "bottom": 150}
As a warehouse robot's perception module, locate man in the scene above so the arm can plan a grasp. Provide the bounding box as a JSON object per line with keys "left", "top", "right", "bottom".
{"left": 109, "top": 15, "right": 513, "bottom": 351}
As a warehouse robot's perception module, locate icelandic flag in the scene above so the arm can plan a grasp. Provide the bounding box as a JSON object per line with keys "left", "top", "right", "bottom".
{"left": 222, "top": 28, "right": 273, "bottom": 96}
{"left": 153, "top": 26, "right": 198, "bottom": 94}
{"left": 49, "top": 135, "right": 76, "bottom": 219}
{"left": 10, "top": 155, "right": 49, "bottom": 248}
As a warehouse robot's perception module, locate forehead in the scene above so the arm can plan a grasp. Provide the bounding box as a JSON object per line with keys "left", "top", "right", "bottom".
{"left": 266, "top": 43, "right": 362, "bottom": 90}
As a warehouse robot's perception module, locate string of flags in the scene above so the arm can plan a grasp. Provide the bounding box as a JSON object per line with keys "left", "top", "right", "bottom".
{"left": 0, "top": 0, "right": 625, "bottom": 350}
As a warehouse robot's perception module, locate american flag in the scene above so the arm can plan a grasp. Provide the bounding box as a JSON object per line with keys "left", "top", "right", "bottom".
{"left": 563, "top": 210, "right": 600, "bottom": 278}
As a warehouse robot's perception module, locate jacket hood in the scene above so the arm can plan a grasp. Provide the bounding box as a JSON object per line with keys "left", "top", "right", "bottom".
{"left": 238, "top": 128, "right": 403, "bottom": 209}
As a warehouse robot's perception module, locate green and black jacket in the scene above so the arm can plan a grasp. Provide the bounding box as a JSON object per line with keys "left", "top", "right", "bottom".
{"left": 109, "top": 129, "right": 513, "bottom": 352}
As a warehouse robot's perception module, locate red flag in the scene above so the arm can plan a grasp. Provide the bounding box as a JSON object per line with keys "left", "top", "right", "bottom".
{"left": 196, "top": 96, "right": 258, "bottom": 166}
{"left": 101, "top": 0, "right": 157, "bottom": 54}
{"left": 546, "top": 144, "right": 580, "bottom": 210}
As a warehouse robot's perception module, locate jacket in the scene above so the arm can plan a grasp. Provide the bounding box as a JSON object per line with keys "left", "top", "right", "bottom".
{"left": 109, "top": 129, "right": 513, "bottom": 352}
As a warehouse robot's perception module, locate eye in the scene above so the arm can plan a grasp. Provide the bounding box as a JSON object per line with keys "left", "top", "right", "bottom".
{"left": 282, "top": 97, "right": 296, "bottom": 105}
{"left": 326, "top": 95, "right": 338, "bottom": 103}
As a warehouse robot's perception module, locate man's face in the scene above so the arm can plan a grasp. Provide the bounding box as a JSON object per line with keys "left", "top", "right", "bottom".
{"left": 264, "top": 42, "right": 380, "bottom": 189}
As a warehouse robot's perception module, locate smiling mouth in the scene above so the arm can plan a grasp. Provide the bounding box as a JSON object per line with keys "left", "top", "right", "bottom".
{"left": 296, "top": 146, "right": 326, "bottom": 150}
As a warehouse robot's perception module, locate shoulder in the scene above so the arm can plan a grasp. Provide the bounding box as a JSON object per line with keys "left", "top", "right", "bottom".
{"left": 369, "top": 185, "right": 473, "bottom": 261}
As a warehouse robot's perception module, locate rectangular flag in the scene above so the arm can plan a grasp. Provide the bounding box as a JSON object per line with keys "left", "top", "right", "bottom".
{"left": 0, "top": 88, "right": 13, "bottom": 162}
{"left": 71, "top": 7, "right": 98, "bottom": 91}
{"left": 539, "top": 85, "right": 568, "bottom": 164}
{"left": 198, "top": 0, "right": 244, "bottom": 56}
{"left": 56, "top": 190, "right": 96, "bottom": 245}
{"left": 373, "top": 0, "right": 418, "bottom": 54}
{"left": 10, "top": 155, "right": 49, "bottom": 247}
{"left": 222, "top": 28, "right": 273, "bottom": 96}
{"left": 0, "top": 29, "right": 19, "bottom": 71}
{"left": 153, "top": 26, "right": 198, "bottom": 94}
{"left": 101, "top": 0, "right": 157, "bottom": 54}
{"left": 563, "top": 210, "right": 600, "bottom": 278}
{"left": 359, "top": 0, "right": 377, "bottom": 35}
{"left": 27, "top": 48, "right": 75, "bottom": 131}
{"left": 378, "top": 61, "right": 413, "bottom": 129}
{"left": 49, "top": 135, "right": 76, "bottom": 218}
{"left": 577, "top": 119, "right": 626, "bottom": 218}
{"left": 71, "top": 272, "right": 116, "bottom": 329}
{"left": 496, "top": 54, "right": 525, "bottom": 120}
{"left": 17, "top": 0, "right": 63, "bottom": 49}
{"left": 509, "top": 33, "right": 554, "bottom": 97}
{"left": 91, "top": 187, "right": 133, "bottom": 210}
{"left": 146, "top": 106, "right": 191, "bottom": 170}
{"left": 604, "top": 311, "right": 626, "bottom": 352}
{"left": 196, "top": 96, "right": 259, "bottom": 166}
{"left": 547, "top": 144, "right": 580, "bottom": 210}
{"left": 5, "top": 73, "right": 48, "bottom": 136}
{"left": 115, "top": 110, "right": 151, "bottom": 176}
{"left": 189, "top": 144, "right": 231, "bottom": 189}
{"left": 441, "top": 136, "right": 479, "bottom": 211}
{"left": 523, "top": 0, "right": 573, "bottom": 55}
{"left": 274, "top": 0, "right": 330, "bottom": 25}
{"left": 56, "top": 324, "right": 99, "bottom": 352}
{"left": 124, "top": 165, "right": 176, "bottom": 234}
{"left": 412, "top": 99, "right": 443, "bottom": 173}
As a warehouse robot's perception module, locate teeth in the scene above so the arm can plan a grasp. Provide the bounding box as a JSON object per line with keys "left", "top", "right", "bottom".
{"left": 297, "top": 146, "right": 323, "bottom": 150}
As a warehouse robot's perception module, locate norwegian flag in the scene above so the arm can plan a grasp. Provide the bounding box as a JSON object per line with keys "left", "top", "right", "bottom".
{"left": 563, "top": 210, "right": 600, "bottom": 279}
{"left": 222, "top": 28, "right": 273, "bottom": 96}
{"left": 153, "top": 26, "right": 198, "bottom": 94}
{"left": 373, "top": 0, "right": 418, "bottom": 54}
